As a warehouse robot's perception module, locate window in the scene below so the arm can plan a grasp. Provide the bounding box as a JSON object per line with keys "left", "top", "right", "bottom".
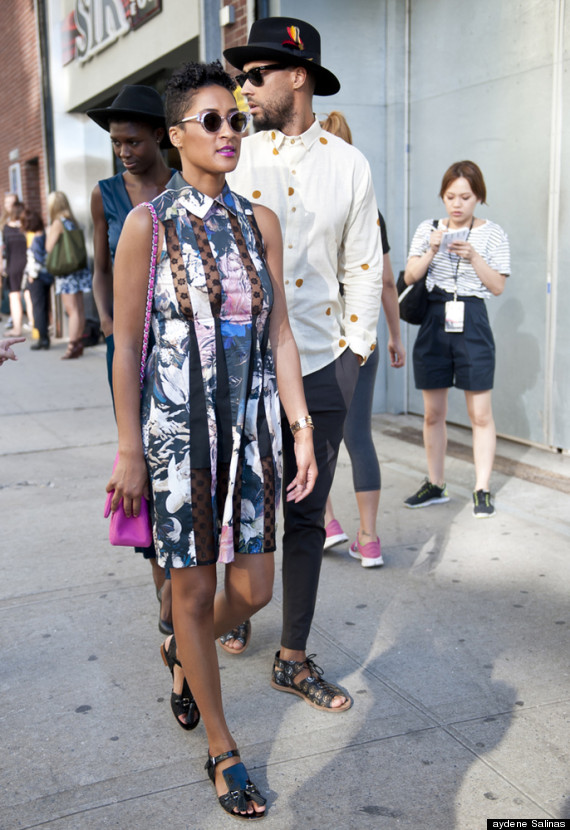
{"left": 8, "top": 163, "right": 22, "bottom": 200}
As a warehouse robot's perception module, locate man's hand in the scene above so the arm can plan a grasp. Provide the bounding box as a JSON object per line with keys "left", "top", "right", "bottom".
{"left": 0, "top": 337, "right": 26, "bottom": 366}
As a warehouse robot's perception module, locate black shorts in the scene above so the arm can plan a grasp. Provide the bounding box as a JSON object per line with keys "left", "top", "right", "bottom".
{"left": 7, "top": 269, "right": 24, "bottom": 293}
{"left": 413, "top": 292, "right": 495, "bottom": 391}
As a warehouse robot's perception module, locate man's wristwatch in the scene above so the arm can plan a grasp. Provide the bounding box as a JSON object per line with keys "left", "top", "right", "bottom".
{"left": 290, "top": 415, "right": 314, "bottom": 436}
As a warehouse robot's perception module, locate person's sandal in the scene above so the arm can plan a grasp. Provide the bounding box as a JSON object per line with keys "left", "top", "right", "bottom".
{"left": 160, "top": 635, "right": 200, "bottom": 731}
{"left": 205, "top": 749, "right": 267, "bottom": 820}
{"left": 61, "top": 339, "right": 84, "bottom": 360}
{"left": 270, "top": 651, "right": 352, "bottom": 712}
{"left": 219, "top": 619, "right": 251, "bottom": 656}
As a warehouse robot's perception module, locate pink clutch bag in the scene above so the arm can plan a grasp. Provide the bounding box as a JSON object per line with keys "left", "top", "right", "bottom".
{"left": 104, "top": 467, "right": 152, "bottom": 547}
{"left": 105, "top": 202, "right": 157, "bottom": 548}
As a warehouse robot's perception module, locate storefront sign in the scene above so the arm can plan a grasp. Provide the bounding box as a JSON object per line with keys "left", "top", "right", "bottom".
{"left": 62, "top": 0, "right": 162, "bottom": 66}
{"left": 128, "top": 0, "right": 162, "bottom": 29}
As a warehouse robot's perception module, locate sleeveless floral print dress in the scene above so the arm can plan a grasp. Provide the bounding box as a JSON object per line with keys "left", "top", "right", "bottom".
{"left": 141, "top": 173, "right": 282, "bottom": 569}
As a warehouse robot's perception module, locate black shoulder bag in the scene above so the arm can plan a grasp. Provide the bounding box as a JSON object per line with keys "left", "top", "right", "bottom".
{"left": 397, "top": 219, "right": 438, "bottom": 325}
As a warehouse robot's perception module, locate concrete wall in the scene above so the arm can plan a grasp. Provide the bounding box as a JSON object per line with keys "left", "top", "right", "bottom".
{"left": 406, "top": 0, "right": 568, "bottom": 449}
{"left": 550, "top": 1, "right": 569, "bottom": 450}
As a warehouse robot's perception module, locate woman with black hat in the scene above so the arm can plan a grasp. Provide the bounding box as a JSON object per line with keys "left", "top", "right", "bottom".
{"left": 88, "top": 85, "right": 176, "bottom": 630}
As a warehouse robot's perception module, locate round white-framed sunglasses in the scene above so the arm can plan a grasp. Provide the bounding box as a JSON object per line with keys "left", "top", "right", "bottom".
{"left": 175, "top": 109, "right": 251, "bottom": 134}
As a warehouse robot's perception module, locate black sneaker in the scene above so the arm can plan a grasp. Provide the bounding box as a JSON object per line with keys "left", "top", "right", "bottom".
{"left": 472, "top": 489, "right": 495, "bottom": 518}
{"left": 404, "top": 478, "right": 450, "bottom": 508}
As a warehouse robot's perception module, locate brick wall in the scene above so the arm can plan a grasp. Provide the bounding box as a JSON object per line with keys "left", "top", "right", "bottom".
{"left": 221, "top": 0, "right": 250, "bottom": 67}
{"left": 0, "top": 0, "right": 47, "bottom": 221}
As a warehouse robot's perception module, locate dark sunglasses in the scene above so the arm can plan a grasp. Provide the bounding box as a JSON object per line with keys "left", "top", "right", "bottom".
{"left": 235, "top": 64, "right": 288, "bottom": 88}
{"left": 176, "top": 109, "right": 251, "bottom": 134}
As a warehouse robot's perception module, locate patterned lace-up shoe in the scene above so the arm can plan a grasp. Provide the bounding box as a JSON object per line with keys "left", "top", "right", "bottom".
{"left": 271, "top": 652, "right": 352, "bottom": 712}
{"left": 472, "top": 489, "right": 495, "bottom": 518}
{"left": 404, "top": 478, "right": 450, "bottom": 508}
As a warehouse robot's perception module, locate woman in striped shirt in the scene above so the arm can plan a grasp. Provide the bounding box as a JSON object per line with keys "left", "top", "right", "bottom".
{"left": 402, "top": 161, "right": 510, "bottom": 517}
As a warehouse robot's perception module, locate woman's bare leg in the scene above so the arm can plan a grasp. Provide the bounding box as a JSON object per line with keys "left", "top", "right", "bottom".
{"left": 168, "top": 554, "right": 273, "bottom": 815}
{"left": 9, "top": 292, "right": 23, "bottom": 335}
{"left": 24, "top": 289, "right": 34, "bottom": 328}
{"left": 355, "top": 489, "right": 380, "bottom": 541}
{"left": 465, "top": 389, "right": 496, "bottom": 491}
{"left": 213, "top": 552, "right": 274, "bottom": 652}
{"left": 61, "top": 292, "right": 85, "bottom": 343}
{"left": 215, "top": 552, "right": 274, "bottom": 637}
{"left": 324, "top": 495, "right": 334, "bottom": 526}
{"left": 422, "top": 388, "right": 449, "bottom": 487}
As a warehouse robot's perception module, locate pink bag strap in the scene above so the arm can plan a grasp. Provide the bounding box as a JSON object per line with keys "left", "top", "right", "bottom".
{"left": 139, "top": 201, "right": 159, "bottom": 394}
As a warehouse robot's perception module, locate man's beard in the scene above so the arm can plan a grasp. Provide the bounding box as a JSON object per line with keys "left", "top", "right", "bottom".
{"left": 251, "top": 92, "right": 295, "bottom": 132}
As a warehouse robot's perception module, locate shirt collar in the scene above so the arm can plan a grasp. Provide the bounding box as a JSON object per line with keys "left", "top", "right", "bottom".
{"left": 166, "top": 171, "right": 237, "bottom": 219}
{"left": 266, "top": 116, "right": 323, "bottom": 151}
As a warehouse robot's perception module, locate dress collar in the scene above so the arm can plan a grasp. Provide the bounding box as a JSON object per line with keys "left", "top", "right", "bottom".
{"left": 265, "top": 116, "right": 323, "bottom": 151}
{"left": 165, "top": 171, "right": 237, "bottom": 219}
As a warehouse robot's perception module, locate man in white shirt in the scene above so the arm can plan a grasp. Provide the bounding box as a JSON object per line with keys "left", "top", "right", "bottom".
{"left": 223, "top": 17, "right": 382, "bottom": 711}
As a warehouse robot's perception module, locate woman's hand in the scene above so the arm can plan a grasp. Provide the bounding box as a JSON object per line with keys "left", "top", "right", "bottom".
{"left": 448, "top": 240, "right": 475, "bottom": 260}
{"left": 286, "top": 430, "right": 318, "bottom": 502}
{"left": 448, "top": 241, "right": 507, "bottom": 296}
{"left": 106, "top": 452, "right": 149, "bottom": 518}
{"left": 429, "top": 229, "right": 443, "bottom": 253}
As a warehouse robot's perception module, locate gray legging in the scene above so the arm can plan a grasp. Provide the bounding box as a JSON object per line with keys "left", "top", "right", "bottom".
{"left": 343, "top": 345, "right": 381, "bottom": 492}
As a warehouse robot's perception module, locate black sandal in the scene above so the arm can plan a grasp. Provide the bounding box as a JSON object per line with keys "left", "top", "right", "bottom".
{"left": 218, "top": 619, "right": 252, "bottom": 655}
{"left": 160, "top": 635, "right": 200, "bottom": 731}
{"left": 205, "top": 749, "right": 267, "bottom": 820}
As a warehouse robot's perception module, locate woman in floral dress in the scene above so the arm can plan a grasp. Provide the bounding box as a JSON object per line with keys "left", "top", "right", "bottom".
{"left": 108, "top": 61, "right": 316, "bottom": 820}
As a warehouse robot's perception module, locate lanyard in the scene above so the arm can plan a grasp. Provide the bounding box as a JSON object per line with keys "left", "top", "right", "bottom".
{"left": 447, "top": 217, "right": 474, "bottom": 301}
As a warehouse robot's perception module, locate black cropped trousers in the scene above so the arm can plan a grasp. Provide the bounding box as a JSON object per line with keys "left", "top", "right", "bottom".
{"left": 280, "top": 349, "right": 359, "bottom": 651}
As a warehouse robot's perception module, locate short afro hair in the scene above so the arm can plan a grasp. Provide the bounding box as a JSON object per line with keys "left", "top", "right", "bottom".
{"left": 165, "top": 60, "right": 237, "bottom": 128}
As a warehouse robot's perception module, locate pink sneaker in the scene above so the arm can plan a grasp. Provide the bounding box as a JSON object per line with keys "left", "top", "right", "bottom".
{"left": 324, "top": 519, "right": 349, "bottom": 550}
{"left": 349, "top": 534, "right": 383, "bottom": 568}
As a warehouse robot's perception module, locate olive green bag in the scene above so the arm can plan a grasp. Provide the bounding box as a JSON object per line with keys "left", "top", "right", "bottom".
{"left": 46, "top": 223, "right": 87, "bottom": 277}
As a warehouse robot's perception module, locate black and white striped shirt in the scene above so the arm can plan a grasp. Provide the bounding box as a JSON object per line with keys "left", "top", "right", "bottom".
{"left": 408, "top": 219, "right": 510, "bottom": 299}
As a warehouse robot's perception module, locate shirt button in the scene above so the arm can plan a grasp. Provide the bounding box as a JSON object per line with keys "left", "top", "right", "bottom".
{"left": 285, "top": 279, "right": 289, "bottom": 284}
{"left": 288, "top": 244, "right": 293, "bottom": 249}
{"left": 290, "top": 139, "right": 295, "bottom": 144}
{"left": 292, "top": 207, "right": 296, "bottom": 213}
{"left": 291, "top": 169, "right": 296, "bottom": 175}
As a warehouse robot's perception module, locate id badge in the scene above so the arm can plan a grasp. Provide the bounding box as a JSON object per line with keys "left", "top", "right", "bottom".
{"left": 445, "top": 300, "right": 465, "bottom": 333}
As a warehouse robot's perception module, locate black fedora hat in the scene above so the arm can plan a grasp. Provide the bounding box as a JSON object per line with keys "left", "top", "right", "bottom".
{"left": 87, "top": 85, "right": 171, "bottom": 148}
{"left": 224, "top": 17, "right": 340, "bottom": 97}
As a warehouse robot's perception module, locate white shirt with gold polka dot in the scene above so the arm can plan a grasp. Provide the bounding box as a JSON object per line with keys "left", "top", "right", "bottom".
{"left": 227, "top": 117, "right": 382, "bottom": 375}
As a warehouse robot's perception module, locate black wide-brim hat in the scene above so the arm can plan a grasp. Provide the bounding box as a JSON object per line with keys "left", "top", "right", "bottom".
{"left": 224, "top": 17, "right": 340, "bottom": 97}
{"left": 87, "top": 85, "right": 171, "bottom": 148}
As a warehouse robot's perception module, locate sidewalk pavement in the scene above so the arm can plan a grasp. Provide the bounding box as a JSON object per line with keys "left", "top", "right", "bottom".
{"left": 1, "top": 336, "right": 568, "bottom": 830}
